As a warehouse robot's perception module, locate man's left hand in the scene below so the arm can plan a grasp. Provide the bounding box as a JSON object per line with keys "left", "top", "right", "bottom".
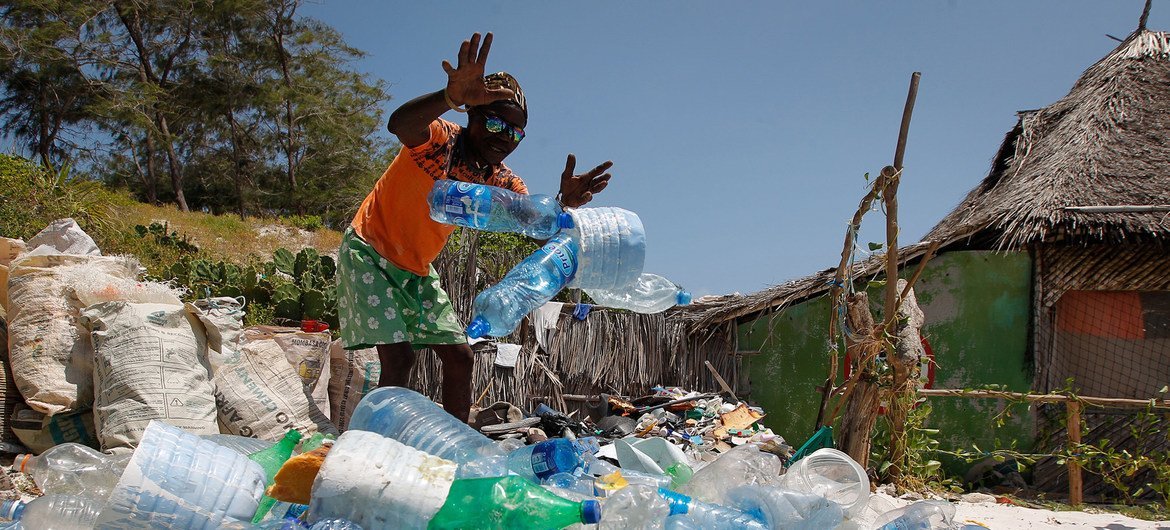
{"left": 559, "top": 154, "right": 612, "bottom": 208}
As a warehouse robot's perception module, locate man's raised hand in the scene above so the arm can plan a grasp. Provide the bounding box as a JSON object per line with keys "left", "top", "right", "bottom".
{"left": 559, "top": 154, "right": 613, "bottom": 208}
{"left": 442, "top": 32, "right": 514, "bottom": 108}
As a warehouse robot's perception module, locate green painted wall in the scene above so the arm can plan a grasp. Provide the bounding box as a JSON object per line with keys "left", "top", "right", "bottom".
{"left": 740, "top": 250, "right": 1035, "bottom": 471}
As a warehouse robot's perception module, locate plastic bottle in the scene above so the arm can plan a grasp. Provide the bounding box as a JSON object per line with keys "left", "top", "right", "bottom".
{"left": 563, "top": 207, "right": 646, "bottom": 291}
{"left": 310, "top": 520, "right": 364, "bottom": 530}
{"left": 94, "top": 420, "right": 268, "bottom": 529}
{"left": 872, "top": 500, "right": 955, "bottom": 530}
{"left": 682, "top": 444, "right": 782, "bottom": 504}
{"left": 584, "top": 273, "right": 692, "bottom": 313}
{"left": 11, "top": 443, "right": 128, "bottom": 500}
{"left": 657, "top": 488, "right": 768, "bottom": 530}
{"left": 309, "top": 430, "right": 455, "bottom": 530}
{"left": 428, "top": 180, "right": 573, "bottom": 239}
{"left": 542, "top": 472, "right": 598, "bottom": 498}
{"left": 466, "top": 233, "right": 579, "bottom": 339}
{"left": 250, "top": 429, "right": 303, "bottom": 524}
{"left": 776, "top": 448, "right": 869, "bottom": 516}
{"left": 0, "top": 494, "right": 102, "bottom": 529}
{"left": 598, "top": 485, "right": 670, "bottom": 530}
{"left": 427, "top": 475, "right": 601, "bottom": 530}
{"left": 725, "top": 485, "right": 844, "bottom": 529}
{"left": 201, "top": 433, "right": 276, "bottom": 456}
{"left": 587, "top": 458, "right": 672, "bottom": 491}
{"left": 506, "top": 438, "right": 594, "bottom": 482}
{"left": 347, "top": 386, "right": 501, "bottom": 464}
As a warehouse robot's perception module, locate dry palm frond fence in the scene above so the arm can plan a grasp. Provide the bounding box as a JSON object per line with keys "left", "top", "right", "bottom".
{"left": 405, "top": 228, "right": 739, "bottom": 413}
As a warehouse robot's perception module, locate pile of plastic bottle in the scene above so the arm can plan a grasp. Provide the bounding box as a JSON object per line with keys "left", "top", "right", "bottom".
{"left": 427, "top": 180, "right": 693, "bottom": 339}
{"left": 0, "top": 386, "right": 984, "bottom": 529}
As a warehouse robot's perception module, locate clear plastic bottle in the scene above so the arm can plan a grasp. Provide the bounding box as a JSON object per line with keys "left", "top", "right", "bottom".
{"left": 682, "top": 444, "right": 783, "bottom": 504}
{"left": 427, "top": 475, "right": 601, "bottom": 530}
{"left": 466, "top": 233, "right": 579, "bottom": 339}
{"left": 347, "top": 386, "right": 501, "bottom": 464}
{"left": 200, "top": 433, "right": 276, "bottom": 456}
{"left": 598, "top": 485, "right": 669, "bottom": 530}
{"left": 250, "top": 429, "right": 303, "bottom": 523}
{"left": 11, "top": 443, "right": 128, "bottom": 500}
{"left": 584, "top": 273, "right": 692, "bottom": 313}
{"left": 725, "top": 485, "right": 844, "bottom": 529}
{"left": 777, "top": 448, "right": 869, "bottom": 516}
{"left": 542, "top": 472, "right": 598, "bottom": 498}
{"left": 0, "top": 494, "right": 102, "bottom": 529}
{"left": 872, "top": 500, "right": 955, "bottom": 530}
{"left": 563, "top": 207, "right": 646, "bottom": 291}
{"left": 657, "top": 488, "right": 768, "bottom": 530}
{"left": 309, "top": 519, "right": 364, "bottom": 530}
{"left": 587, "top": 458, "right": 673, "bottom": 491}
{"left": 94, "top": 420, "right": 268, "bottom": 529}
{"left": 428, "top": 180, "right": 573, "bottom": 239}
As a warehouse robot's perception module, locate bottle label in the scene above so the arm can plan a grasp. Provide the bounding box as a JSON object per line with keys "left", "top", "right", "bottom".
{"left": 442, "top": 182, "right": 491, "bottom": 228}
{"left": 528, "top": 443, "right": 563, "bottom": 479}
{"left": 541, "top": 239, "right": 577, "bottom": 281}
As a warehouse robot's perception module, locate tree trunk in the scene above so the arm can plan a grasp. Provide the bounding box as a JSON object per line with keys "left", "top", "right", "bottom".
{"left": 228, "top": 109, "right": 247, "bottom": 219}
{"left": 141, "top": 133, "right": 159, "bottom": 204}
{"left": 886, "top": 279, "right": 926, "bottom": 484}
{"left": 271, "top": 0, "right": 301, "bottom": 212}
{"left": 836, "top": 292, "right": 883, "bottom": 468}
{"left": 156, "top": 113, "right": 188, "bottom": 211}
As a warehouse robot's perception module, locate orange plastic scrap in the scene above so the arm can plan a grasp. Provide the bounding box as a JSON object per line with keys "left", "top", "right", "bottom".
{"left": 712, "top": 403, "right": 765, "bottom": 439}
{"left": 267, "top": 446, "right": 330, "bottom": 505}
{"left": 608, "top": 396, "right": 637, "bottom": 415}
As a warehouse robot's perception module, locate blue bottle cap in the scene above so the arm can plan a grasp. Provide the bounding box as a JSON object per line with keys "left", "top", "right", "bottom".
{"left": 658, "top": 488, "right": 691, "bottom": 515}
{"left": 581, "top": 499, "right": 602, "bottom": 524}
{"left": 466, "top": 316, "right": 491, "bottom": 339}
{"left": 558, "top": 212, "right": 575, "bottom": 229}
{"left": 677, "top": 290, "right": 693, "bottom": 306}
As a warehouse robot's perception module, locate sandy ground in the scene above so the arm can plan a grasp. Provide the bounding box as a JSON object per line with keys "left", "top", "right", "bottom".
{"left": 864, "top": 492, "right": 1170, "bottom": 529}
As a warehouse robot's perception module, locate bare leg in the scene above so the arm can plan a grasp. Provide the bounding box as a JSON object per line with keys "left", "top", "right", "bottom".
{"left": 376, "top": 342, "right": 417, "bottom": 388}
{"left": 431, "top": 343, "right": 474, "bottom": 422}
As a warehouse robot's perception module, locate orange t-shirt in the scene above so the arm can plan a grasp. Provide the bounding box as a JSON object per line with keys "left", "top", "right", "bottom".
{"left": 351, "top": 119, "right": 528, "bottom": 275}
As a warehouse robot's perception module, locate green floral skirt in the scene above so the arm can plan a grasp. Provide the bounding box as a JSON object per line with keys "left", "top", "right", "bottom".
{"left": 336, "top": 228, "right": 465, "bottom": 349}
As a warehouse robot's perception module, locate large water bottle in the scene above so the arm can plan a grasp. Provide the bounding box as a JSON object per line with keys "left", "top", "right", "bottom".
{"left": 776, "top": 448, "right": 869, "bottom": 516}
{"left": 564, "top": 207, "right": 645, "bottom": 291}
{"left": 347, "top": 386, "right": 501, "bottom": 464}
{"left": 0, "top": 494, "right": 102, "bottom": 529}
{"left": 308, "top": 430, "right": 455, "bottom": 530}
{"left": 428, "top": 180, "right": 573, "bottom": 239}
{"left": 466, "top": 234, "right": 579, "bottom": 339}
{"left": 598, "top": 485, "right": 670, "bottom": 530}
{"left": 681, "top": 444, "right": 782, "bottom": 504}
{"left": 11, "top": 443, "right": 128, "bottom": 500}
{"left": 657, "top": 488, "right": 768, "bottom": 530}
{"left": 428, "top": 475, "right": 602, "bottom": 530}
{"left": 584, "top": 273, "right": 692, "bottom": 313}
{"left": 94, "top": 420, "right": 267, "bottom": 529}
{"left": 725, "top": 485, "right": 844, "bottom": 529}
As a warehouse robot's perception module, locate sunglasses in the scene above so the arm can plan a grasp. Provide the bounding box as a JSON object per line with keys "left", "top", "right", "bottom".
{"left": 483, "top": 115, "right": 525, "bottom": 143}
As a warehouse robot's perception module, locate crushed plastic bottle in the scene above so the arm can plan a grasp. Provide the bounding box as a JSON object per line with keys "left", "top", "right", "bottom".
{"left": 598, "top": 485, "right": 670, "bottom": 530}
{"left": 588, "top": 458, "right": 672, "bottom": 490}
{"left": 347, "top": 386, "right": 502, "bottom": 464}
{"left": 428, "top": 475, "right": 601, "bottom": 530}
{"left": 466, "top": 233, "right": 579, "bottom": 338}
{"left": 726, "top": 485, "right": 844, "bottom": 529}
{"left": 872, "top": 500, "right": 956, "bottom": 530}
{"left": 428, "top": 180, "right": 573, "bottom": 239}
{"left": 11, "top": 443, "right": 128, "bottom": 500}
{"left": 250, "top": 429, "right": 303, "bottom": 523}
{"left": 584, "top": 273, "right": 692, "bottom": 313}
{"left": 0, "top": 494, "right": 102, "bottom": 529}
{"left": 682, "top": 444, "right": 782, "bottom": 504}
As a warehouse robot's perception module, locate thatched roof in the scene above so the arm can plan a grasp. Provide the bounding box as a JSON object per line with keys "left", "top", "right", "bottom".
{"left": 681, "top": 29, "right": 1170, "bottom": 330}
{"left": 924, "top": 30, "right": 1170, "bottom": 249}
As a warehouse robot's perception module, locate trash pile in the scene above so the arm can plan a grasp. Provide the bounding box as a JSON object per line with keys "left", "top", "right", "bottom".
{"left": 0, "top": 216, "right": 981, "bottom": 529}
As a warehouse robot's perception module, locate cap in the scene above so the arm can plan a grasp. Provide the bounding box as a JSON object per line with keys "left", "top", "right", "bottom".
{"left": 676, "top": 290, "right": 693, "bottom": 306}
{"left": 466, "top": 316, "right": 491, "bottom": 339}
{"left": 580, "top": 499, "right": 602, "bottom": 524}
{"left": 557, "top": 212, "right": 574, "bottom": 230}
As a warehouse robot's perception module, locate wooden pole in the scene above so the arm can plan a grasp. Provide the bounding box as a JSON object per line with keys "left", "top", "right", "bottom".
{"left": 1067, "top": 400, "right": 1083, "bottom": 506}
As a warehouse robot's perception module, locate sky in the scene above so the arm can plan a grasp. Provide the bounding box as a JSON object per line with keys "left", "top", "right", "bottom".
{"left": 300, "top": 1, "right": 1168, "bottom": 298}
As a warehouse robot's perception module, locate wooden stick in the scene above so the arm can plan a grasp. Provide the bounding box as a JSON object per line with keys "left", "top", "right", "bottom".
{"left": 705, "top": 360, "right": 740, "bottom": 402}
{"left": 1067, "top": 400, "right": 1083, "bottom": 506}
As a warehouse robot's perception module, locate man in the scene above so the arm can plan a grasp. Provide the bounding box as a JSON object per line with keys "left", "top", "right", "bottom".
{"left": 338, "top": 32, "right": 612, "bottom": 421}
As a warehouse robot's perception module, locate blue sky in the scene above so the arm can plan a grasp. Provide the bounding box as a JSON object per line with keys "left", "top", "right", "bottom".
{"left": 302, "top": 1, "right": 1167, "bottom": 298}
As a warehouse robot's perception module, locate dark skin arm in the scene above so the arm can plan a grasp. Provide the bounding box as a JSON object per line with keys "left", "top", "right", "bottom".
{"left": 386, "top": 32, "right": 613, "bottom": 207}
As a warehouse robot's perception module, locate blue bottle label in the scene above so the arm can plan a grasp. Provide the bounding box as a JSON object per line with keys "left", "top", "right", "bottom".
{"left": 541, "top": 239, "right": 577, "bottom": 281}
{"left": 528, "top": 443, "right": 561, "bottom": 479}
{"left": 442, "top": 182, "right": 491, "bottom": 228}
